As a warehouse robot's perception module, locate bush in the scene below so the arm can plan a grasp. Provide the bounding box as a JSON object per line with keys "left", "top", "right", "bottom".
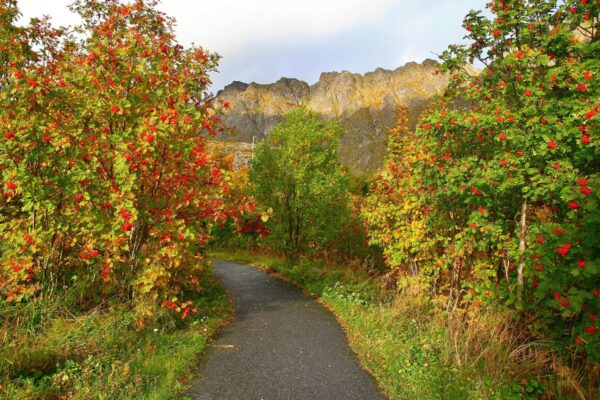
{"left": 363, "top": 0, "right": 599, "bottom": 378}
{"left": 0, "top": 0, "right": 250, "bottom": 316}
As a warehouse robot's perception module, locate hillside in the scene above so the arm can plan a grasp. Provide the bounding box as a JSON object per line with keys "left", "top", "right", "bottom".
{"left": 215, "top": 59, "right": 450, "bottom": 176}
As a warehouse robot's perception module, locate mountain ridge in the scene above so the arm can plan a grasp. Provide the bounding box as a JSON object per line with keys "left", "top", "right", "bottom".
{"left": 215, "top": 59, "right": 452, "bottom": 176}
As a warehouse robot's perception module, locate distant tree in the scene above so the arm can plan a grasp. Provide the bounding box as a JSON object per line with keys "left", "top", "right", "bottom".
{"left": 249, "top": 108, "right": 350, "bottom": 259}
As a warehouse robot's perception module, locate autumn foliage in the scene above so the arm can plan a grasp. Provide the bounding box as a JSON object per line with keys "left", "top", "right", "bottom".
{"left": 363, "top": 0, "right": 599, "bottom": 369}
{"left": 0, "top": 0, "right": 249, "bottom": 317}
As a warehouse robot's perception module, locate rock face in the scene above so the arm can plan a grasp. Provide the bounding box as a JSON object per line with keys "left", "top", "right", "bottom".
{"left": 215, "top": 59, "right": 449, "bottom": 177}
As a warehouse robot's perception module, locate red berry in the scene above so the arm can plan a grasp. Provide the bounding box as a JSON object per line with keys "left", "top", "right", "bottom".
{"left": 581, "top": 135, "right": 590, "bottom": 144}
{"left": 536, "top": 236, "right": 545, "bottom": 244}
{"left": 557, "top": 244, "right": 571, "bottom": 256}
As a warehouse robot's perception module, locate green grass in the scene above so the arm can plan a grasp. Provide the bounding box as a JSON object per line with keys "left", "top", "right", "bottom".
{"left": 0, "top": 275, "right": 231, "bottom": 400}
{"left": 209, "top": 249, "right": 532, "bottom": 400}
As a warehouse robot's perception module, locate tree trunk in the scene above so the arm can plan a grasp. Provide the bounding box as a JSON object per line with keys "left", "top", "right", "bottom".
{"left": 517, "top": 198, "right": 528, "bottom": 302}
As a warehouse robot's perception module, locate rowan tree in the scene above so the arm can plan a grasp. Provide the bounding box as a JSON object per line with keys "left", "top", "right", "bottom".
{"left": 364, "top": 0, "right": 599, "bottom": 367}
{"left": 0, "top": 0, "right": 250, "bottom": 317}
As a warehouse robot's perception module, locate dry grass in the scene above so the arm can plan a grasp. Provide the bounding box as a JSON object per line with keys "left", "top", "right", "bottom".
{"left": 388, "top": 278, "right": 599, "bottom": 399}
{"left": 443, "top": 308, "right": 599, "bottom": 399}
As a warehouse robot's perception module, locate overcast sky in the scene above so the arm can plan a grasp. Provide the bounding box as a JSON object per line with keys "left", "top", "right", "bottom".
{"left": 17, "top": 0, "right": 486, "bottom": 92}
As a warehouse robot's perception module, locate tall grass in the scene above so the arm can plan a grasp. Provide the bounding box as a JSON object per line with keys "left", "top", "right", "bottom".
{"left": 0, "top": 275, "right": 230, "bottom": 400}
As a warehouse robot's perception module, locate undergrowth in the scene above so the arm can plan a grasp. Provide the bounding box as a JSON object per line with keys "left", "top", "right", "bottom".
{"left": 0, "top": 275, "right": 230, "bottom": 400}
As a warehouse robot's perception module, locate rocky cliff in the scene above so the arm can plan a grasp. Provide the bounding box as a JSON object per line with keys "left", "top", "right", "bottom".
{"left": 215, "top": 59, "right": 450, "bottom": 177}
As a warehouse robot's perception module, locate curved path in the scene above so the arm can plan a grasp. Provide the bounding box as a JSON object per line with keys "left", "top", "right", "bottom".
{"left": 189, "top": 260, "right": 385, "bottom": 400}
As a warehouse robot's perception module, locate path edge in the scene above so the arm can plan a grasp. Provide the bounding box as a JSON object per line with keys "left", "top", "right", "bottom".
{"left": 210, "top": 258, "right": 390, "bottom": 400}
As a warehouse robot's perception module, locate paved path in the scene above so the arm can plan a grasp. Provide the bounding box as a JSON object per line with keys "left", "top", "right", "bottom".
{"left": 189, "top": 260, "right": 385, "bottom": 400}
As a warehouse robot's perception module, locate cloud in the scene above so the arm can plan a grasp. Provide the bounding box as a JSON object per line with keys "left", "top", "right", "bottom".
{"left": 158, "top": 0, "right": 397, "bottom": 53}
{"left": 16, "top": 0, "right": 488, "bottom": 91}
{"left": 17, "top": 0, "right": 80, "bottom": 27}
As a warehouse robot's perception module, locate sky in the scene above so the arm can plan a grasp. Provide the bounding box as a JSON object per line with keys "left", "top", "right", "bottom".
{"left": 17, "top": 0, "right": 487, "bottom": 92}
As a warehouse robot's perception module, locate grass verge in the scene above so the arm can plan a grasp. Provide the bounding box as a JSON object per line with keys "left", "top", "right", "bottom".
{"left": 0, "top": 274, "right": 231, "bottom": 400}
{"left": 209, "top": 249, "right": 550, "bottom": 400}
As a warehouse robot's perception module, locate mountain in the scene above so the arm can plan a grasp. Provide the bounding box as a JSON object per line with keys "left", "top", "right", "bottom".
{"left": 214, "top": 59, "right": 450, "bottom": 177}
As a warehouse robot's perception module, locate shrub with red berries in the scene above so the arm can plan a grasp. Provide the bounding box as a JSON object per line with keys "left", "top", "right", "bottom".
{"left": 0, "top": 0, "right": 251, "bottom": 316}
{"left": 363, "top": 0, "right": 599, "bottom": 369}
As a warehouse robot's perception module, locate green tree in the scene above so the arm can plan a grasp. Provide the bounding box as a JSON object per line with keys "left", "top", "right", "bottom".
{"left": 249, "top": 108, "right": 350, "bottom": 259}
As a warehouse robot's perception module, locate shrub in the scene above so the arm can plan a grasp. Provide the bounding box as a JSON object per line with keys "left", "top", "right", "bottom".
{"left": 248, "top": 108, "right": 351, "bottom": 259}
{"left": 363, "top": 0, "right": 599, "bottom": 374}
{"left": 0, "top": 0, "right": 250, "bottom": 316}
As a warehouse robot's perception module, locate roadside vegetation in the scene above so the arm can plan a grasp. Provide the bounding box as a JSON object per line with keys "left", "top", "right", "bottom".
{"left": 213, "top": 2, "right": 599, "bottom": 399}
{"left": 0, "top": 275, "right": 230, "bottom": 399}
{"left": 2, "top": 0, "right": 598, "bottom": 399}
{"left": 1, "top": 1, "right": 238, "bottom": 398}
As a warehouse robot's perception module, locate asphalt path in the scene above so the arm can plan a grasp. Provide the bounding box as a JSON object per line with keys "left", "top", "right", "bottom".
{"left": 189, "top": 260, "right": 385, "bottom": 400}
